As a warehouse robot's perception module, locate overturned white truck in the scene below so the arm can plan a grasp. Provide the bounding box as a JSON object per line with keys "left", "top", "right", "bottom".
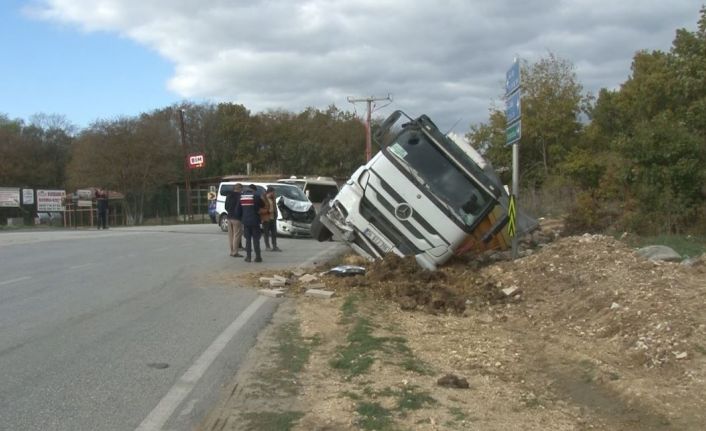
{"left": 311, "top": 110, "right": 537, "bottom": 270}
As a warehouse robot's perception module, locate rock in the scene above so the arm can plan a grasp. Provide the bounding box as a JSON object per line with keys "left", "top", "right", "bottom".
{"left": 502, "top": 286, "right": 521, "bottom": 297}
{"left": 259, "top": 277, "right": 273, "bottom": 284}
{"left": 292, "top": 269, "right": 305, "bottom": 277}
{"left": 437, "top": 374, "right": 470, "bottom": 389}
{"left": 272, "top": 274, "right": 288, "bottom": 283}
{"left": 675, "top": 351, "right": 688, "bottom": 360}
{"left": 636, "top": 245, "right": 682, "bottom": 262}
{"left": 610, "top": 302, "right": 620, "bottom": 310}
{"left": 681, "top": 257, "right": 703, "bottom": 267}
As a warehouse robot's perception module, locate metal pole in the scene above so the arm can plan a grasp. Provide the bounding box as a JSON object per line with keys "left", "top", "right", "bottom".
{"left": 178, "top": 109, "right": 193, "bottom": 222}
{"left": 511, "top": 142, "right": 519, "bottom": 259}
{"left": 365, "top": 100, "right": 372, "bottom": 161}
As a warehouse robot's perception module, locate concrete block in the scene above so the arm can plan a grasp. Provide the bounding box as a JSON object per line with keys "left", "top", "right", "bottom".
{"left": 305, "top": 289, "right": 335, "bottom": 299}
{"left": 259, "top": 289, "right": 284, "bottom": 298}
{"left": 269, "top": 279, "right": 286, "bottom": 288}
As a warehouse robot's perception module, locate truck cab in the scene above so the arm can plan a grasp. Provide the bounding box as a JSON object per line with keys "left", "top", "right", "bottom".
{"left": 313, "top": 110, "right": 536, "bottom": 270}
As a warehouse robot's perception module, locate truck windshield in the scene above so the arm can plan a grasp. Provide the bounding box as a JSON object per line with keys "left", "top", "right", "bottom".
{"left": 385, "top": 130, "right": 492, "bottom": 228}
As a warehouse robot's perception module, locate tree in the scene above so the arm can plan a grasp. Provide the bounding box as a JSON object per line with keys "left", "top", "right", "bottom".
{"left": 468, "top": 53, "right": 588, "bottom": 188}
{"left": 67, "top": 115, "right": 181, "bottom": 224}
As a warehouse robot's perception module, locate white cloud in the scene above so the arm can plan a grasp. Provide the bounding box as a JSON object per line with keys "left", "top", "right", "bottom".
{"left": 29, "top": 0, "right": 700, "bottom": 132}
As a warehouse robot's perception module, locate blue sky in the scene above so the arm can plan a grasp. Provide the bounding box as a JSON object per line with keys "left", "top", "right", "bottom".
{"left": 0, "top": 1, "right": 699, "bottom": 133}
{"left": 0, "top": 0, "right": 176, "bottom": 128}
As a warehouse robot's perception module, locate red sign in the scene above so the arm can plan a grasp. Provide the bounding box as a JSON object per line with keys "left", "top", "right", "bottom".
{"left": 187, "top": 153, "right": 205, "bottom": 169}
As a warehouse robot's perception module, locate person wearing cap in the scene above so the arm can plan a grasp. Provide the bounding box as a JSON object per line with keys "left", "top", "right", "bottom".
{"left": 235, "top": 184, "right": 264, "bottom": 262}
{"left": 261, "top": 186, "right": 281, "bottom": 251}
{"left": 225, "top": 183, "right": 243, "bottom": 257}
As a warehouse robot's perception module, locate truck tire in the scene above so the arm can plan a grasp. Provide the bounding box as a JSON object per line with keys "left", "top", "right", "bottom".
{"left": 310, "top": 200, "right": 333, "bottom": 242}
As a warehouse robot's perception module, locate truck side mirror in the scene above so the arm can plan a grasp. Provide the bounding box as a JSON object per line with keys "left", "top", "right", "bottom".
{"left": 373, "top": 110, "right": 402, "bottom": 144}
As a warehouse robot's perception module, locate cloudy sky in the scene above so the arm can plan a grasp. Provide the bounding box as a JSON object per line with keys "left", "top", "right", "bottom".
{"left": 0, "top": 0, "right": 700, "bottom": 133}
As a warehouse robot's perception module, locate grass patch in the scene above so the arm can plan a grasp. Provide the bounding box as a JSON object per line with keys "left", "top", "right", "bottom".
{"left": 400, "top": 357, "right": 434, "bottom": 375}
{"left": 355, "top": 402, "right": 394, "bottom": 430}
{"left": 276, "top": 323, "right": 318, "bottom": 374}
{"left": 396, "top": 385, "right": 436, "bottom": 412}
{"left": 254, "top": 320, "right": 317, "bottom": 396}
{"left": 448, "top": 406, "right": 467, "bottom": 422}
{"left": 330, "top": 317, "right": 385, "bottom": 376}
{"left": 341, "top": 294, "right": 359, "bottom": 323}
{"left": 242, "top": 411, "right": 304, "bottom": 431}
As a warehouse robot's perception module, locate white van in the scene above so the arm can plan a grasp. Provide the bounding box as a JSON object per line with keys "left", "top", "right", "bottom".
{"left": 278, "top": 176, "right": 340, "bottom": 211}
{"left": 215, "top": 181, "right": 315, "bottom": 237}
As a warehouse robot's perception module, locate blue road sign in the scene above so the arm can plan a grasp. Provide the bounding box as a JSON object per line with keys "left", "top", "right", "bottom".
{"left": 506, "top": 60, "right": 520, "bottom": 95}
{"left": 505, "top": 90, "right": 521, "bottom": 124}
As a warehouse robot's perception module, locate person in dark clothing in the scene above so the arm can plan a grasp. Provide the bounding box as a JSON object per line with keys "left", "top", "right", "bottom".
{"left": 96, "top": 188, "right": 108, "bottom": 229}
{"left": 261, "top": 186, "right": 281, "bottom": 251}
{"left": 224, "top": 183, "right": 243, "bottom": 257}
{"left": 235, "top": 184, "right": 264, "bottom": 262}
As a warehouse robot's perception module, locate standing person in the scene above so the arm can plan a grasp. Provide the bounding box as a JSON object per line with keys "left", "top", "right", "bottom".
{"left": 261, "top": 186, "right": 281, "bottom": 251}
{"left": 96, "top": 188, "right": 108, "bottom": 229}
{"left": 225, "top": 183, "right": 243, "bottom": 257}
{"left": 236, "top": 184, "right": 263, "bottom": 262}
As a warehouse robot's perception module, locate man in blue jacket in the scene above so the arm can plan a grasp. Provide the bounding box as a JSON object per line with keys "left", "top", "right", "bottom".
{"left": 235, "top": 184, "right": 263, "bottom": 262}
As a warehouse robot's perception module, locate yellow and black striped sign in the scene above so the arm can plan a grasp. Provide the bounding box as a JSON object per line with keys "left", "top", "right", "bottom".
{"left": 507, "top": 195, "right": 516, "bottom": 238}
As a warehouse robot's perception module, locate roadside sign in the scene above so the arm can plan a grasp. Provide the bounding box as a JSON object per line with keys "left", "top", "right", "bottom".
{"left": 0, "top": 187, "right": 20, "bottom": 207}
{"left": 507, "top": 195, "right": 516, "bottom": 238}
{"left": 187, "top": 153, "right": 205, "bottom": 169}
{"left": 506, "top": 60, "right": 520, "bottom": 95}
{"left": 506, "top": 121, "right": 521, "bottom": 145}
{"left": 37, "top": 189, "right": 66, "bottom": 211}
{"left": 22, "top": 189, "right": 34, "bottom": 205}
{"left": 505, "top": 91, "right": 521, "bottom": 124}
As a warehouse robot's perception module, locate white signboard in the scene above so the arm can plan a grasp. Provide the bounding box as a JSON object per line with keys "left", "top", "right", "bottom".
{"left": 37, "top": 189, "right": 66, "bottom": 212}
{"left": 22, "top": 189, "right": 34, "bottom": 205}
{"left": 0, "top": 187, "right": 21, "bottom": 208}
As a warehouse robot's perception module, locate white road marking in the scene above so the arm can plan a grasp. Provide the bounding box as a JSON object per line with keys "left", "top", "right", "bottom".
{"left": 0, "top": 276, "right": 31, "bottom": 286}
{"left": 135, "top": 295, "right": 269, "bottom": 431}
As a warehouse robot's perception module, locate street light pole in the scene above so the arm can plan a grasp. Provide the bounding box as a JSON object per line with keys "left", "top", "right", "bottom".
{"left": 178, "top": 109, "right": 193, "bottom": 222}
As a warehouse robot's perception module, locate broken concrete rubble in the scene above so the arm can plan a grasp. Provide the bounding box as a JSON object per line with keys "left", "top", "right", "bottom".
{"left": 305, "top": 289, "right": 335, "bottom": 299}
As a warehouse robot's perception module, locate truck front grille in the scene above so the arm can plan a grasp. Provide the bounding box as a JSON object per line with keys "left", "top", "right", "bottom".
{"left": 359, "top": 197, "right": 421, "bottom": 256}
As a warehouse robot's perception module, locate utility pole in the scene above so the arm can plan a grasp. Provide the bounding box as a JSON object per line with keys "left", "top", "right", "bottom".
{"left": 178, "top": 109, "right": 193, "bottom": 222}
{"left": 347, "top": 94, "right": 392, "bottom": 161}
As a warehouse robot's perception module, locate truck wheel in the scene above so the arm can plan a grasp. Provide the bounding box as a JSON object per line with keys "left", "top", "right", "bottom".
{"left": 219, "top": 214, "right": 229, "bottom": 232}
{"left": 310, "top": 200, "right": 333, "bottom": 242}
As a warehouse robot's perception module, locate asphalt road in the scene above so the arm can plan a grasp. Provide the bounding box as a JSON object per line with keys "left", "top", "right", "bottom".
{"left": 0, "top": 224, "right": 347, "bottom": 431}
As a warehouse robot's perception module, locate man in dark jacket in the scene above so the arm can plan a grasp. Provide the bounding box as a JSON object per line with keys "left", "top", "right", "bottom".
{"left": 225, "top": 183, "right": 243, "bottom": 257}
{"left": 96, "top": 188, "right": 108, "bottom": 229}
{"left": 235, "top": 184, "right": 263, "bottom": 262}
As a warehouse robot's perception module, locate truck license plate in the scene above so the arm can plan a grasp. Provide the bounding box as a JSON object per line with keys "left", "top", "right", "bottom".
{"left": 364, "top": 228, "right": 391, "bottom": 253}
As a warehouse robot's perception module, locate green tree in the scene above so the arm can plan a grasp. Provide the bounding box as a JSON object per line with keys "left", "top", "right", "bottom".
{"left": 67, "top": 115, "right": 180, "bottom": 224}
